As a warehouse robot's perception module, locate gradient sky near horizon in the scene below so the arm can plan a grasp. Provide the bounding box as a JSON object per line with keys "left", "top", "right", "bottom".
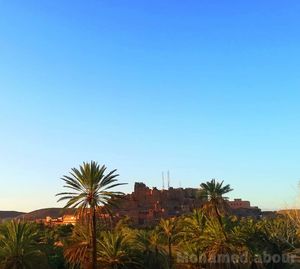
{"left": 1, "top": 1, "right": 300, "bottom": 212}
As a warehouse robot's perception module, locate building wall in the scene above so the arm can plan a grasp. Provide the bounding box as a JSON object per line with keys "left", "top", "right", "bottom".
{"left": 115, "top": 182, "right": 204, "bottom": 226}
{"left": 228, "top": 199, "right": 251, "bottom": 209}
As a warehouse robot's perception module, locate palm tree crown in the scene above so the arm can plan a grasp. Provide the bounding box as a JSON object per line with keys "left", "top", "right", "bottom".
{"left": 56, "top": 161, "right": 125, "bottom": 214}
{"left": 200, "top": 179, "right": 232, "bottom": 201}
{"left": 200, "top": 179, "right": 233, "bottom": 217}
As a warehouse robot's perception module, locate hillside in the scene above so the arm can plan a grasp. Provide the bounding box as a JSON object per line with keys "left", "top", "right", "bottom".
{"left": 17, "top": 208, "right": 76, "bottom": 220}
{"left": 0, "top": 211, "right": 25, "bottom": 220}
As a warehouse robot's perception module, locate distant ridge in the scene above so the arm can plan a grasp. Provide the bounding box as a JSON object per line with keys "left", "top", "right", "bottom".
{"left": 277, "top": 209, "right": 300, "bottom": 215}
{"left": 0, "top": 211, "right": 25, "bottom": 220}
{"left": 17, "top": 208, "right": 76, "bottom": 220}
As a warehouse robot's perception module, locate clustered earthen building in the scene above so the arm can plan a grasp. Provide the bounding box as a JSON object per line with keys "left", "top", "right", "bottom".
{"left": 113, "top": 182, "right": 261, "bottom": 226}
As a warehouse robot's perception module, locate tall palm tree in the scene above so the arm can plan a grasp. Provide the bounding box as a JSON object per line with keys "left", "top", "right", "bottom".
{"left": 0, "top": 220, "right": 48, "bottom": 269}
{"left": 56, "top": 161, "right": 125, "bottom": 269}
{"left": 200, "top": 179, "right": 233, "bottom": 235}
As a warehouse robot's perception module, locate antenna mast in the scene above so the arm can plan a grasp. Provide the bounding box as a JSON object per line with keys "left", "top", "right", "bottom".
{"left": 162, "top": 172, "right": 165, "bottom": 190}
{"left": 167, "top": 170, "right": 170, "bottom": 189}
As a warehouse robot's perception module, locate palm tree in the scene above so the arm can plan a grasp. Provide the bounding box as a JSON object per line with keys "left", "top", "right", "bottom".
{"left": 178, "top": 210, "right": 206, "bottom": 268}
{"left": 56, "top": 161, "right": 125, "bottom": 269}
{"left": 200, "top": 179, "right": 233, "bottom": 235}
{"left": 97, "top": 231, "right": 132, "bottom": 269}
{"left": 180, "top": 209, "right": 206, "bottom": 239}
{"left": 158, "top": 218, "right": 178, "bottom": 269}
{"left": 134, "top": 230, "right": 168, "bottom": 269}
{"left": 64, "top": 223, "right": 91, "bottom": 269}
{"left": 259, "top": 217, "right": 297, "bottom": 269}
{"left": 231, "top": 218, "right": 266, "bottom": 269}
{"left": 202, "top": 217, "right": 235, "bottom": 269}
{"left": 0, "top": 220, "right": 48, "bottom": 269}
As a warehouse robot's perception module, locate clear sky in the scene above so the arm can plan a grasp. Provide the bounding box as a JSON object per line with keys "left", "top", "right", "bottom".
{"left": 1, "top": 0, "right": 300, "bottom": 212}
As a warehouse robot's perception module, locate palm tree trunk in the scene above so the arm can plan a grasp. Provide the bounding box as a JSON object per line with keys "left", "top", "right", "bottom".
{"left": 168, "top": 237, "right": 172, "bottom": 268}
{"left": 214, "top": 204, "right": 228, "bottom": 240}
{"left": 92, "top": 207, "right": 97, "bottom": 269}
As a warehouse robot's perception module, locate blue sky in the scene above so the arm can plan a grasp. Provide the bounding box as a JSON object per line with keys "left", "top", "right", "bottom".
{"left": 1, "top": 1, "right": 300, "bottom": 212}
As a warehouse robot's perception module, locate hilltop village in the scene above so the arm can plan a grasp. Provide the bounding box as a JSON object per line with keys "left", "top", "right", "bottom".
{"left": 43, "top": 182, "right": 261, "bottom": 227}
{"left": 114, "top": 182, "right": 261, "bottom": 226}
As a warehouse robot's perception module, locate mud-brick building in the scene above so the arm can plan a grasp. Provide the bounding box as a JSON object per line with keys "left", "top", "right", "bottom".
{"left": 113, "top": 182, "right": 262, "bottom": 226}
{"left": 114, "top": 182, "right": 204, "bottom": 226}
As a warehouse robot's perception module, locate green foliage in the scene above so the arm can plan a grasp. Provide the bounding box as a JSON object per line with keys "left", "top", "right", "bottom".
{"left": 0, "top": 220, "right": 48, "bottom": 269}
{"left": 97, "top": 231, "right": 133, "bottom": 268}
{"left": 133, "top": 230, "right": 169, "bottom": 269}
{"left": 37, "top": 223, "right": 72, "bottom": 269}
{"left": 1, "top": 211, "right": 299, "bottom": 269}
{"left": 2, "top": 178, "right": 300, "bottom": 269}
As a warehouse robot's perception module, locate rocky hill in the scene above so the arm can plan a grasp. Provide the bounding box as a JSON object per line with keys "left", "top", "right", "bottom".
{"left": 0, "top": 211, "right": 25, "bottom": 220}
{"left": 0, "top": 208, "right": 76, "bottom": 221}
{"left": 17, "top": 208, "right": 76, "bottom": 220}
